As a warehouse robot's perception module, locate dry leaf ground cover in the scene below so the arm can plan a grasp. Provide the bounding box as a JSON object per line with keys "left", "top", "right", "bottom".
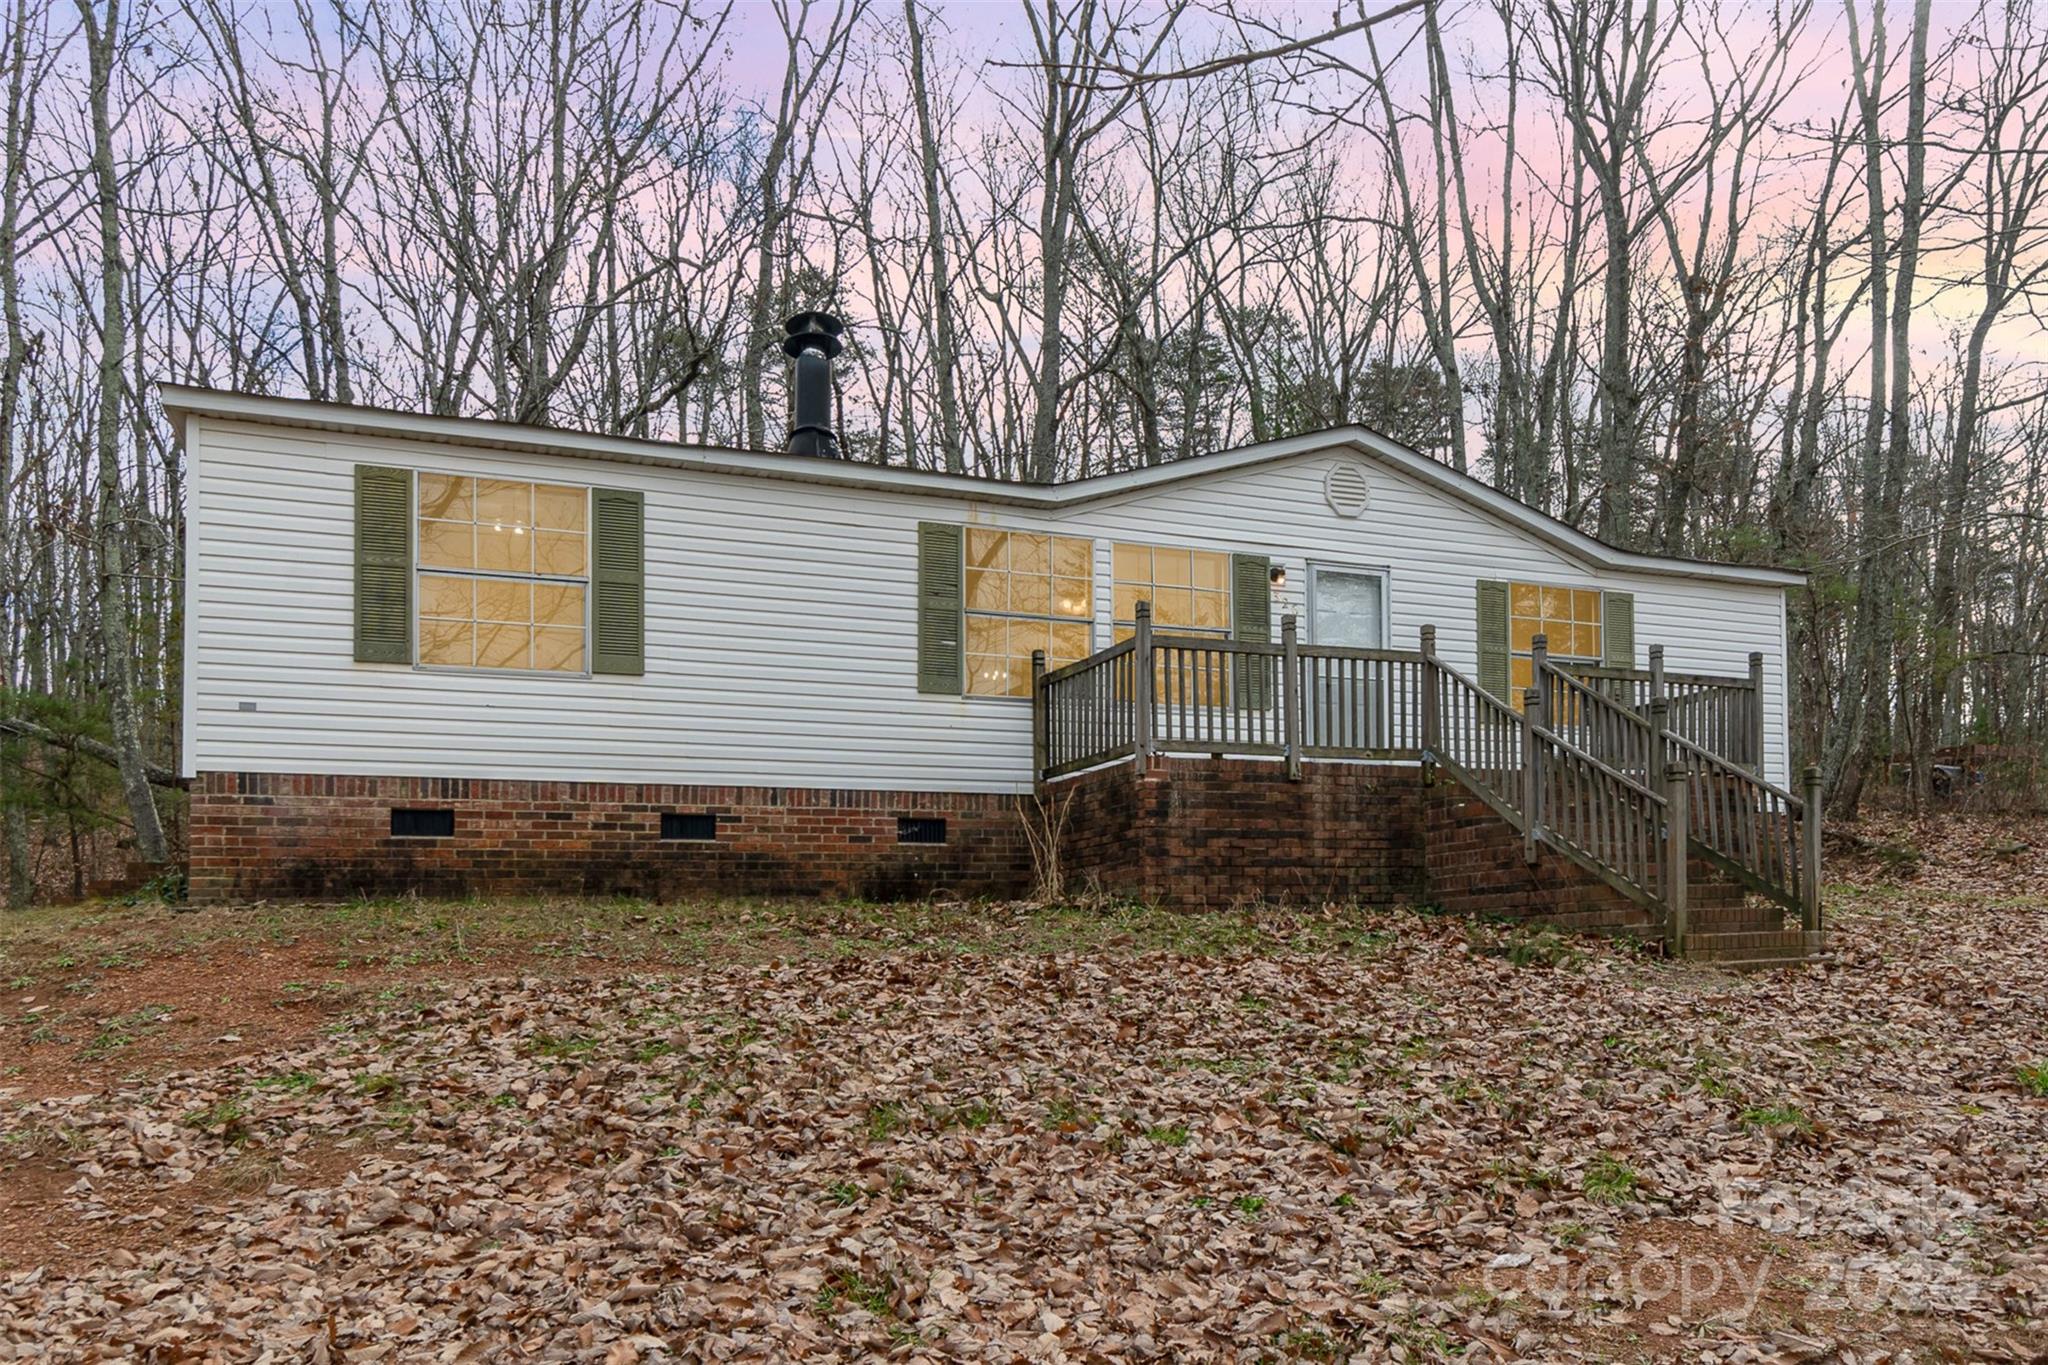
{"left": 1, "top": 816, "right": 2045, "bottom": 1362}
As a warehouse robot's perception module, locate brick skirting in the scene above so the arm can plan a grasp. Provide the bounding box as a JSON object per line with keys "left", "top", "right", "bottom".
{"left": 1420, "top": 787, "right": 1651, "bottom": 932}
{"left": 188, "top": 772, "right": 1035, "bottom": 904}
{"left": 192, "top": 762, "right": 1733, "bottom": 929}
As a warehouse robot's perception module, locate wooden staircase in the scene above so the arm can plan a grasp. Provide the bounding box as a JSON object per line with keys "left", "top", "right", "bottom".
{"left": 1423, "top": 630, "right": 1826, "bottom": 968}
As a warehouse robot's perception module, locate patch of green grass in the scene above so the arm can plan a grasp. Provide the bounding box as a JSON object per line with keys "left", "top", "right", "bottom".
{"left": 865, "top": 1102, "right": 906, "bottom": 1142}
{"left": 1378, "top": 1103, "right": 1419, "bottom": 1142}
{"left": 2018, "top": 1063, "right": 2048, "bottom": 1098}
{"left": 1274, "top": 1326, "right": 1341, "bottom": 1360}
{"left": 1043, "top": 1095, "right": 1096, "bottom": 1129}
{"left": 824, "top": 1180, "right": 863, "bottom": 1207}
{"left": 1144, "top": 1123, "right": 1190, "bottom": 1147}
{"left": 1232, "top": 1194, "right": 1267, "bottom": 1219}
{"left": 1552, "top": 1221, "right": 1588, "bottom": 1247}
{"left": 528, "top": 1033, "right": 599, "bottom": 1060}
{"left": 353, "top": 1072, "right": 404, "bottom": 1099}
{"left": 1476, "top": 924, "right": 1579, "bottom": 969}
{"left": 1484, "top": 1158, "right": 1563, "bottom": 1191}
{"left": 1356, "top": 1270, "right": 1400, "bottom": 1299}
{"left": 1582, "top": 1155, "right": 1640, "bottom": 1204}
{"left": 81, "top": 1003, "right": 172, "bottom": 1059}
{"left": 182, "top": 1098, "right": 248, "bottom": 1133}
{"left": 253, "top": 1070, "right": 321, "bottom": 1095}
{"left": 817, "top": 1268, "right": 895, "bottom": 1319}
{"left": 1739, "top": 1103, "right": 1815, "bottom": 1134}
{"left": 934, "top": 1099, "right": 998, "bottom": 1131}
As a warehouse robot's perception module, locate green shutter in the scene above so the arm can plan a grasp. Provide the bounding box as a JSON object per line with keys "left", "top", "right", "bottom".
{"left": 1601, "top": 591, "right": 1635, "bottom": 670}
{"left": 1232, "top": 553, "right": 1272, "bottom": 709}
{"left": 591, "top": 488, "right": 645, "bottom": 675}
{"left": 1476, "top": 579, "right": 1510, "bottom": 700}
{"left": 354, "top": 464, "right": 411, "bottom": 664}
{"left": 917, "top": 522, "right": 964, "bottom": 694}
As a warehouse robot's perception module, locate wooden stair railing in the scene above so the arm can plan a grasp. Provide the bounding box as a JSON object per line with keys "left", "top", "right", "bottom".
{"left": 1032, "top": 612, "right": 1821, "bottom": 955}
{"left": 1534, "top": 636, "right": 1822, "bottom": 936}
{"left": 1425, "top": 637, "right": 1675, "bottom": 924}
{"left": 1665, "top": 730, "right": 1823, "bottom": 930}
{"left": 1557, "top": 647, "right": 1767, "bottom": 772}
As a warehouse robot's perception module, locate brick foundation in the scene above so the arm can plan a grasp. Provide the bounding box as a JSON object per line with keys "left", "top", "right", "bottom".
{"left": 1051, "top": 758, "right": 1429, "bottom": 909}
{"left": 188, "top": 772, "right": 1035, "bottom": 904}
{"left": 191, "top": 762, "right": 1737, "bottom": 931}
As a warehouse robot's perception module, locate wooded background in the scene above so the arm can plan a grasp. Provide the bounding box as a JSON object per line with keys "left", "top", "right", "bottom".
{"left": 3, "top": 0, "right": 2044, "bottom": 899}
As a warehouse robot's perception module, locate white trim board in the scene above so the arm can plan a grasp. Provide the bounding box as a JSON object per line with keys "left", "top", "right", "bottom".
{"left": 160, "top": 385, "right": 1804, "bottom": 590}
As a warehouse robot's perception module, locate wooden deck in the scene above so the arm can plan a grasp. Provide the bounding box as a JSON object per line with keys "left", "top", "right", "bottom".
{"left": 1033, "top": 603, "right": 1824, "bottom": 966}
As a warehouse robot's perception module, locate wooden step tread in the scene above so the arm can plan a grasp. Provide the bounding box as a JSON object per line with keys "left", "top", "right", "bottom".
{"left": 1683, "top": 929, "right": 1828, "bottom": 967}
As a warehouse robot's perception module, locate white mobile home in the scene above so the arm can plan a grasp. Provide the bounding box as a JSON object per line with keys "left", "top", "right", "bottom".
{"left": 165, "top": 341, "right": 1818, "bottom": 962}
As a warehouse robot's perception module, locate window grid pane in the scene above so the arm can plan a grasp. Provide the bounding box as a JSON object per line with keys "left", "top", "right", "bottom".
{"left": 1111, "top": 542, "right": 1232, "bottom": 635}
{"left": 963, "top": 529, "right": 1094, "bottom": 697}
{"left": 1507, "top": 579, "right": 1602, "bottom": 711}
{"left": 414, "top": 472, "right": 589, "bottom": 674}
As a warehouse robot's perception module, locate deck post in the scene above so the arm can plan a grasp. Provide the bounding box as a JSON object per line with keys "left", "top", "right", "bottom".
{"left": 1801, "top": 764, "right": 1824, "bottom": 933}
{"left": 1648, "top": 695, "right": 1671, "bottom": 782}
{"left": 1531, "top": 632, "right": 1550, "bottom": 715}
{"left": 1648, "top": 644, "right": 1666, "bottom": 704}
{"left": 1747, "top": 652, "right": 1766, "bottom": 774}
{"left": 1522, "top": 684, "right": 1543, "bottom": 865}
{"left": 1281, "top": 614, "right": 1302, "bottom": 782}
{"left": 1030, "top": 650, "right": 1048, "bottom": 783}
{"left": 1664, "top": 761, "right": 1690, "bottom": 955}
{"left": 1419, "top": 625, "right": 1440, "bottom": 781}
{"left": 1132, "top": 600, "right": 1155, "bottom": 770}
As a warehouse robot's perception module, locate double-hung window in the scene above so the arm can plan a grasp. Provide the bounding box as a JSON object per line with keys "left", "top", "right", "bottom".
{"left": 1508, "top": 581, "right": 1602, "bottom": 705}
{"left": 962, "top": 528, "right": 1093, "bottom": 696}
{"left": 416, "top": 474, "right": 590, "bottom": 673}
{"left": 1112, "top": 542, "right": 1233, "bottom": 703}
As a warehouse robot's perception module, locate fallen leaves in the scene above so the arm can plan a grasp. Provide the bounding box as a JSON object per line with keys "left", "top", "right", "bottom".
{"left": 0, "top": 873, "right": 2043, "bottom": 1361}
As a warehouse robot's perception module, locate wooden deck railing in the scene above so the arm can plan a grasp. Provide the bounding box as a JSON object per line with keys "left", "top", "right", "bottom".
{"left": 1558, "top": 646, "right": 1765, "bottom": 771}
{"left": 1034, "top": 603, "right": 1426, "bottom": 781}
{"left": 1031, "top": 608, "right": 1821, "bottom": 951}
{"left": 1037, "top": 637, "right": 1139, "bottom": 778}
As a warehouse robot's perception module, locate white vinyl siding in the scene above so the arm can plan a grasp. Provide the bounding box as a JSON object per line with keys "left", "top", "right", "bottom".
{"left": 186, "top": 420, "right": 1793, "bottom": 790}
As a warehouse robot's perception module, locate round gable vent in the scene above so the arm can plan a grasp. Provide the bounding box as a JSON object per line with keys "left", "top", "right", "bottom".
{"left": 1324, "top": 461, "right": 1371, "bottom": 518}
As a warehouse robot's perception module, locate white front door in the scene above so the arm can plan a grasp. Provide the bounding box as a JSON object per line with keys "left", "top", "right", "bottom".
{"left": 1310, "top": 565, "right": 1387, "bottom": 648}
{"left": 1306, "top": 565, "right": 1390, "bottom": 750}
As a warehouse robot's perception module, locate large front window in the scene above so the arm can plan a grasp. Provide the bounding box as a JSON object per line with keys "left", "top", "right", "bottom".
{"left": 963, "top": 528, "right": 1093, "bottom": 696}
{"left": 416, "top": 474, "right": 589, "bottom": 672}
{"left": 1113, "top": 542, "right": 1233, "bottom": 703}
{"left": 1509, "top": 581, "right": 1602, "bottom": 702}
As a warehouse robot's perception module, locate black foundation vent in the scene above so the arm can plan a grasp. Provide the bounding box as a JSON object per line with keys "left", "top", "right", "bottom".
{"left": 662, "top": 812, "right": 719, "bottom": 842}
{"left": 897, "top": 816, "right": 947, "bottom": 845}
{"left": 391, "top": 808, "right": 455, "bottom": 838}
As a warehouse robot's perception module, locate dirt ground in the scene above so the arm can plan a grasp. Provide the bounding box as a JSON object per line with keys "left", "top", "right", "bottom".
{"left": 1, "top": 815, "right": 2045, "bottom": 1361}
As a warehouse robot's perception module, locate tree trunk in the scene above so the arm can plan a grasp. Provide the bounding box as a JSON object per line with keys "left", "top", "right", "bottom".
{"left": 79, "top": 0, "right": 168, "bottom": 863}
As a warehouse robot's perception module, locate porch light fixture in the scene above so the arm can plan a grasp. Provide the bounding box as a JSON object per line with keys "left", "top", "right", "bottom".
{"left": 1269, "top": 565, "right": 1288, "bottom": 590}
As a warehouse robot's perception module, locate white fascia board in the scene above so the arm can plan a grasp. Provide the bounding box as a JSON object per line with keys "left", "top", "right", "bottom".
{"left": 159, "top": 386, "right": 1805, "bottom": 589}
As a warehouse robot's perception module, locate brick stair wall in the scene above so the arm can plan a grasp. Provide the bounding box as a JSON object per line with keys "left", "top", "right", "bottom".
{"left": 1054, "top": 758, "right": 1430, "bottom": 909}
